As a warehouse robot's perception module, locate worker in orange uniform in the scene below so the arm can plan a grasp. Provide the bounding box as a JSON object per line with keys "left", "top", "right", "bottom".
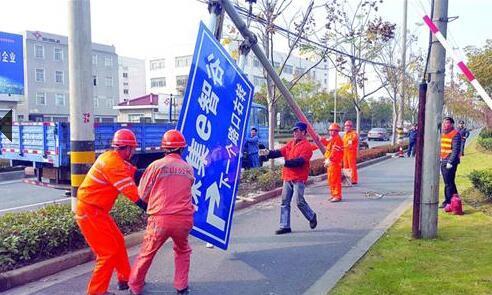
{"left": 75, "top": 129, "right": 147, "bottom": 295}
{"left": 324, "top": 123, "right": 344, "bottom": 202}
{"left": 129, "top": 130, "right": 194, "bottom": 295}
{"left": 342, "top": 120, "right": 359, "bottom": 185}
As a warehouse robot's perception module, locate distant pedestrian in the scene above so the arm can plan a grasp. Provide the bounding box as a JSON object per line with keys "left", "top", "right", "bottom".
{"left": 260, "top": 121, "right": 317, "bottom": 235}
{"left": 129, "top": 130, "right": 193, "bottom": 295}
{"left": 342, "top": 120, "right": 359, "bottom": 184}
{"left": 324, "top": 123, "right": 344, "bottom": 202}
{"left": 244, "top": 127, "right": 260, "bottom": 168}
{"left": 439, "top": 117, "right": 462, "bottom": 208}
{"left": 407, "top": 124, "right": 418, "bottom": 157}
{"left": 457, "top": 120, "right": 470, "bottom": 156}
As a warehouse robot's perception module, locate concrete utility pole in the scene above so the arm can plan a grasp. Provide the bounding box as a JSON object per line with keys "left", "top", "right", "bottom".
{"left": 68, "top": 0, "right": 95, "bottom": 211}
{"left": 398, "top": 0, "right": 408, "bottom": 130}
{"left": 420, "top": 0, "right": 448, "bottom": 238}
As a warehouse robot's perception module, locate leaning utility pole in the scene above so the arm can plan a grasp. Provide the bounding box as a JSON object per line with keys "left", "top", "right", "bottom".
{"left": 420, "top": 0, "right": 448, "bottom": 238}
{"left": 398, "top": 0, "right": 408, "bottom": 130}
{"left": 68, "top": 0, "right": 95, "bottom": 211}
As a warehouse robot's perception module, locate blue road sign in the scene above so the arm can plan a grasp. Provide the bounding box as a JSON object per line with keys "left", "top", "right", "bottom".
{"left": 0, "top": 32, "right": 24, "bottom": 97}
{"left": 177, "top": 22, "right": 254, "bottom": 250}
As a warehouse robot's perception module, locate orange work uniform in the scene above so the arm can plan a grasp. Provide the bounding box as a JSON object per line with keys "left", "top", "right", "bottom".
{"left": 129, "top": 153, "right": 195, "bottom": 294}
{"left": 325, "top": 134, "right": 344, "bottom": 200}
{"left": 75, "top": 150, "right": 140, "bottom": 295}
{"left": 343, "top": 130, "right": 359, "bottom": 184}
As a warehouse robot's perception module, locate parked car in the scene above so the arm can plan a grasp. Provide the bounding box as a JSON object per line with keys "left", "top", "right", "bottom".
{"left": 368, "top": 128, "right": 390, "bottom": 141}
{"left": 338, "top": 132, "right": 369, "bottom": 150}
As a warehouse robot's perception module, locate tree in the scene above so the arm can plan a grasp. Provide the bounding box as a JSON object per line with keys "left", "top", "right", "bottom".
{"left": 322, "top": 0, "right": 396, "bottom": 134}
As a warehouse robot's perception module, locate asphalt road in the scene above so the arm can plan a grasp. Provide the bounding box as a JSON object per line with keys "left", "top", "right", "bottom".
{"left": 9, "top": 156, "right": 415, "bottom": 295}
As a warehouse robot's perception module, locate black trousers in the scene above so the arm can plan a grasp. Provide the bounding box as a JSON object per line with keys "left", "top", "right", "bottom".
{"left": 441, "top": 162, "right": 458, "bottom": 204}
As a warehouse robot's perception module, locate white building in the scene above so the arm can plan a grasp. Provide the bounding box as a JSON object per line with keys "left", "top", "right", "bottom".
{"left": 118, "top": 56, "right": 146, "bottom": 103}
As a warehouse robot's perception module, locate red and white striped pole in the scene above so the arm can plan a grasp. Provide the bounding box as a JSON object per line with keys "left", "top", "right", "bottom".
{"left": 422, "top": 15, "right": 492, "bottom": 111}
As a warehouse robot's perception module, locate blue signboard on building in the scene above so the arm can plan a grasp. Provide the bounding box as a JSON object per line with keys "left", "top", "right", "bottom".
{"left": 0, "top": 32, "right": 24, "bottom": 96}
{"left": 177, "top": 22, "right": 254, "bottom": 250}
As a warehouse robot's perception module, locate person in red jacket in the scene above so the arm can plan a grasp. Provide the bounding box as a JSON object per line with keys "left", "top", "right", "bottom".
{"left": 75, "top": 129, "right": 147, "bottom": 295}
{"left": 129, "top": 130, "right": 194, "bottom": 295}
{"left": 324, "top": 123, "right": 344, "bottom": 202}
{"left": 261, "top": 122, "right": 317, "bottom": 235}
{"left": 342, "top": 120, "right": 359, "bottom": 184}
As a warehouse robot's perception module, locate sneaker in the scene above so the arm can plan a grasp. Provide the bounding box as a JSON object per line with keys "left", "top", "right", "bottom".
{"left": 177, "top": 287, "right": 190, "bottom": 294}
{"left": 117, "top": 281, "right": 129, "bottom": 290}
{"left": 309, "top": 213, "right": 317, "bottom": 229}
{"left": 275, "top": 228, "right": 292, "bottom": 235}
{"left": 330, "top": 197, "right": 341, "bottom": 202}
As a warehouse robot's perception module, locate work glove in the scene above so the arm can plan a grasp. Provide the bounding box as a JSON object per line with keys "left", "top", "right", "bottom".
{"left": 134, "top": 199, "right": 148, "bottom": 211}
{"left": 446, "top": 163, "right": 453, "bottom": 169}
{"left": 258, "top": 149, "right": 270, "bottom": 157}
{"left": 324, "top": 159, "right": 331, "bottom": 168}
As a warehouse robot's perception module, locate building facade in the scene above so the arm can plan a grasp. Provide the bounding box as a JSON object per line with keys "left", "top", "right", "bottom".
{"left": 16, "top": 30, "right": 119, "bottom": 122}
{"left": 118, "top": 56, "right": 146, "bottom": 103}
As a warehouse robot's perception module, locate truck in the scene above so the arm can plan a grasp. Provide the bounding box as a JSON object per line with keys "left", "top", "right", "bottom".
{"left": 0, "top": 102, "right": 269, "bottom": 189}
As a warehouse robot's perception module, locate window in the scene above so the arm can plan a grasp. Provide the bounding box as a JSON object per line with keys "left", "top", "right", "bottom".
{"left": 128, "top": 114, "right": 143, "bottom": 123}
{"left": 93, "top": 96, "right": 99, "bottom": 107}
{"left": 253, "top": 58, "right": 261, "bottom": 68}
{"left": 253, "top": 75, "right": 266, "bottom": 88}
{"left": 123, "top": 82, "right": 129, "bottom": 86}
{"left": 55, "top": 71, "right": 64, "bottom": 84}
{"left": 93, "top": 75, "right": 97, "bottom": 86}
{"left": 52, "top": 116, "right": 68, "bottom": 122}
{"left": 104, "top": 56, "right": 113, "bottom": 67}
{"left": 295, "top": 67, "right": 305, "bottom": 76}
{"left": 92, "top": 54, "right": 97, "bottom": 65}
{"left": 150, "top": 58, "right": 165, "bottom": 70}
{"left": 175, "top": 55, "right": 192, "bottom": 67}
{"left": 54, "top": 48, "right": 63, "bottom": 61}
{"left": 176, "top": 75, "right": 188, "bottom": 87}
{"left": 35, "top": 68, "right": 45, "bottom": 82}
{"left": 123, "top": 89, "right": 129, "bottom": 95}
{"left": 36, "top": 92, "right": 46, "bottom": 105}
{"left": 105, "top": 76, "right": 113, "bottom": 87}
{"left": 17, "top": 115, "right": 24, "bottom": 122}
{"left": 312, "top": 70, "right": 316, "bottom": 79}
{"left": 105, "top": 97, "right": 113, "bottom": 108}
{"left": 122, "top": 72, "right": 128, "bottom": 78}
{"left": 150, "top": 77, "right": 166, "bottom": 88}
{"left": 273, "top": 61, "right": 280, "bottom": 68}
{"left": 55, "top": 93, "right": 65, "bottom": 106}
{"left": 34, "top": 44, "right": 44, "bottom": 58}
{"left": 284, "top": 65, "right": 293, "bottom": 74}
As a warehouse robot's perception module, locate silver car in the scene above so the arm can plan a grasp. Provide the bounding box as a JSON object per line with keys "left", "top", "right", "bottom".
{"left": 368, "top": 128, "right": 390, "bottom": 141}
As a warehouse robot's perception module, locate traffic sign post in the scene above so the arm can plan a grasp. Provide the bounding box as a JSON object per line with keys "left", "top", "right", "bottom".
{"left": 177, "top": 22, "right": 254, "bottom": 250}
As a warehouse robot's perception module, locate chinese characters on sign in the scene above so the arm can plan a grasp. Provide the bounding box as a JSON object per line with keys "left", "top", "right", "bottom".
{"left": 177, "top": 22, "right": 254, "bottom": 250}
{"left": 0, "top": 32, "right": 24, "bottom": 97}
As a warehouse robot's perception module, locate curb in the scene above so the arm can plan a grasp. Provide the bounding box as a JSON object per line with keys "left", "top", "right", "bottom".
{"left": 0, "top": 154, "right": 394, "bottom": 292}
{"left": 0, "top": 170, "right": 25, "bottom": 182}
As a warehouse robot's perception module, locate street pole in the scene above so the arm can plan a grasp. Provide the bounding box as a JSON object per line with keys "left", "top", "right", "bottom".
{"left": 398, "top": 0, "right": 407, "bottom": 130}
{"left": 68, "top": 0, "right": 95, "bottom": 212}
{"left": 333, "top": 70, "right": 337, "bottom": 123}
{"left": 420, "top": 0, "right": 448, "bottom": 239}
{"left": 220, "top": 0, "right": 326, "bottom": 153}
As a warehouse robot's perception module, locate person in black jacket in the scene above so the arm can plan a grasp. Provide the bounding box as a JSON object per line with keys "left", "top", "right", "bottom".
{"left": 407, "top": 124, "right": 418, "bottom": 157}
{"left": 439, "top": 117, "right": 462, "bottom": 208}
{"left": 457, "top": 120, "right": 470, "bottom": 156}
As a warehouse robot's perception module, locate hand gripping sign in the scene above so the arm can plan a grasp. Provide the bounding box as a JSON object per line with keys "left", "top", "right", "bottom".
{"left": 177, "top": 22, "right": 254, "bottom": 250}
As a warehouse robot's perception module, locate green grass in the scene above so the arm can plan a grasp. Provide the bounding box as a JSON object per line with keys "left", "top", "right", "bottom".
{"left": 330, "top": 137, "right": 492, "bottom": 295}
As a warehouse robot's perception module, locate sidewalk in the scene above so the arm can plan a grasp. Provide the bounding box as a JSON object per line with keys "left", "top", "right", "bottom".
{"left": 8, "top": 157, "right": 415, "bottom": 295}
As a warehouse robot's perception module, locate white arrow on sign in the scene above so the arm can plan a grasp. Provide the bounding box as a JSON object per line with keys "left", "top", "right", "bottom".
{"left": 205, "top": 182, "right": 225, "bottom": 231}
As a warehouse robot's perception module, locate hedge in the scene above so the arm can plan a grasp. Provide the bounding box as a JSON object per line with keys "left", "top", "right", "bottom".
{"left": 469, "top": 169, "right": 492, "bottom": 201}
{"left": 0, "top": 197, "right": 146, "bottom": 273}
{"left": 478, "top": 128, "right": 492, "bottom": 151}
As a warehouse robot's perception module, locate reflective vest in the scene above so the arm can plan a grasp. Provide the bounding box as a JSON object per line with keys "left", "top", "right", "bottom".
{"left": 343, "top": 130, "right": 359, "bottom": 152}
{"left": 324, "top": 134, "right": 344, "bottom": 165}
{"left": 77, "top": 150, "right": 139, "bottom": 213}
{"left": 440, "top": 129, "right": 458, "bottom": 160}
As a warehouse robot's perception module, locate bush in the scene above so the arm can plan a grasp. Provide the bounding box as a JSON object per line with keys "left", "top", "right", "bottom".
{"left": 479, "top": 128, "right": 492, "bottom": 139}
{"left": 477, "top": 136, "right": 492, "bottom": 151}
{"left": 0, "top": 197, "right": 146, "bottom": 273}
{"left": 468, "top": 169, "right": 492, "bottom": 201}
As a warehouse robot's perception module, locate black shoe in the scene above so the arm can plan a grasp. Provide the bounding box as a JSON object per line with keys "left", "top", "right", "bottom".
{"left": 117, "top": 281, "right": 129, "bottom": 290}
{"left": 177, "top": 287, "right": 190, "bottom": 294}
{"left": 438, "top": 202, "right": 447, "bottom": 209}
{"left": 275, "top": 228, "right": 292, "bottom": 235}
{"left": 310, "top": 213, "right": 317, "bottom": 229}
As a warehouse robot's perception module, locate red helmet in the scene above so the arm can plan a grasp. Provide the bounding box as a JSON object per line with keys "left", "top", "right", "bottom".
{"left": 112, "top": 129, "right": 138, "bottom": 147}
{"left": 161, "top": 130, "right": 187, "bottom": 149}
{"left": 329, "top": 123, "right": 341, "bottom": 131}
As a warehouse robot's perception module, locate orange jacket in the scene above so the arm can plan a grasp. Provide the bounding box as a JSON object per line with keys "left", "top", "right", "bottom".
{"left": 138, "top": 153, "right": 195, "bottom": 216}
{"left": 343, "top": 130, "right": 359, "bottom": 153}
{"left": 324, "top": 134, "right": 344, "bottom": 165}
{"left": 77, "top": 150, "right": 139, "bottom": 213}
{"left": 280, "top": 138, "right": 313, "bottom": 182}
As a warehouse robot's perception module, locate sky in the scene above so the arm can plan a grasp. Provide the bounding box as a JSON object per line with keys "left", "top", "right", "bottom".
{"left": 1, "top": 0, "right": 491, "bottom": 61}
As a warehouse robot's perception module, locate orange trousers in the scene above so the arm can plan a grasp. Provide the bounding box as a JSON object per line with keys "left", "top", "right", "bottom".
{"left": 129, "top": 215, "right": 193, "bottom": 294}
{"left": 327, "top": 163, "right": 342, "bottom": 199}
{"left": 76, "top": 202, "right": 131, "bottom": 295}
{"left": 343, "top": 150, "right": 358, "bottom": 184}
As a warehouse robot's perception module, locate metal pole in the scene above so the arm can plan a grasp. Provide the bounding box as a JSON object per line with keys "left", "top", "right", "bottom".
{"left": 420, "top": 0, "right": 448, "bottom": 239}
{"left": 169, "top": 94, "right": 173, "bottom": 122}
{"left": 208, "top": 0, "right": 225, "bottom": 40}
{"left": 220, "top": 0, "right": 326, "bottom": 153}
{"left": 333, "top": 71, "right": 337, "bottom": 123}
{"left": 398, "top": 0, "right": 408, "bottom": 131}
{"left": 412, "top": 82, "right": 427, "bottom": 238}
{"left": 68, "top": 0, "right": 95, "bottom": 212}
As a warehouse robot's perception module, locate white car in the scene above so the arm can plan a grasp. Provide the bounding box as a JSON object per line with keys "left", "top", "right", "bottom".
{"left": 368, "top": 128, "right": 390, "bottom": 141}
